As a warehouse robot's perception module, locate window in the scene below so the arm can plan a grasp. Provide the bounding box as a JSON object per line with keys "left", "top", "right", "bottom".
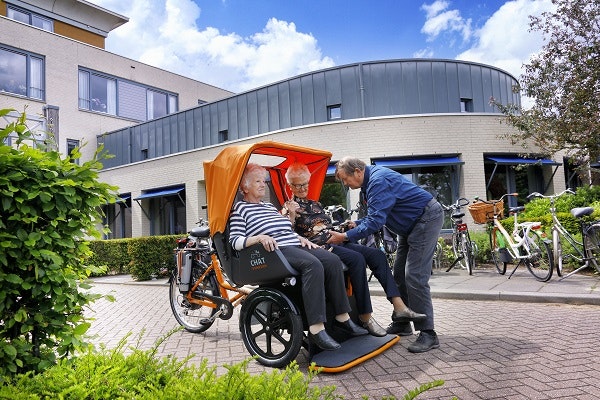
{"left": 484, "top": 155, "right": 560, "bottom": 207}
{"left": 103, "top": 195, "right": 132, "bottom": 239}
{"left": 0, "top": 46, "right": 44, "bottom": 100}
{"left": 460, "top": 98, "right": 473, "bottom": 112}
{"left": 78, "top": 68, "right": 178, "bottom": 120}
{"left": 218, "top": 129, "right": 228, "bottom": 143}
{"left": 67, "top": 139, "right": 80, "bottom": 164}
{"left": 328, "top": 105, "right": 342, "bottom": 120}
{"left": 7, "top": 6, "right": 53, "bottom": 32}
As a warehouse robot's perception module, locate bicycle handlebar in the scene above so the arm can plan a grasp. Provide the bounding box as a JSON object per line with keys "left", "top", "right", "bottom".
{"left": 441, "top": 197, "right": 470, "bottom": 211}
{"left": 473, "top": 193, "right": 518, "bottom": 204}
{"left": 527, "top": 188, "right": 575, "bottom": 201}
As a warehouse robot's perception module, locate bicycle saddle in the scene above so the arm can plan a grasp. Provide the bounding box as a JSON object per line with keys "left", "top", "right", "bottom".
{"left": 571, "top": 207, "right": 594, "bottom": 218}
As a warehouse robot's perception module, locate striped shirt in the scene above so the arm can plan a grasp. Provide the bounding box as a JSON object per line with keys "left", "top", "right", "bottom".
{"left": 229, "top": 201, "right": 301, "bottom": 250}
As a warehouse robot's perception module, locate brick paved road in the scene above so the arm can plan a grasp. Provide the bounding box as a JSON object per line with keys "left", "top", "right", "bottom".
{"left": 86, "top": 283, "right": 600, "bottom": 400}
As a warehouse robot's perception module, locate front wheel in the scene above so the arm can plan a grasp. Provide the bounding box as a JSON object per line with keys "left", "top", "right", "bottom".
{"left": 239, "top": 288, "right": 303, "bottom": 368}
{"left": 584, "top": 223, "right": 600, "bottom": 274}
{"left": 489, "top": 227, "right": 507, "bottom": 275}
{"left": 169, "top": 260, "right": 219, "bottom": 333}
{"left": 552, "top": 228, "right": 563, "bottom": 277}
{"left": 524, "top": 231, "right": 553, "bottom": 282}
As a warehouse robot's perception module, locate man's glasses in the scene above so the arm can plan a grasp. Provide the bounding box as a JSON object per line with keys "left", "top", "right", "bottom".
{"left": 289, "top": 182, "right": 309, "bottom": 190}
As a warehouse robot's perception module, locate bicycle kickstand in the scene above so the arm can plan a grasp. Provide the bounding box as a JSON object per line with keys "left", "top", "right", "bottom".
{"left": 445, "top": 256, "right": 464, "bottom": 272}
{"left": 507, "top": 260, "right": 524, "bottom": 279}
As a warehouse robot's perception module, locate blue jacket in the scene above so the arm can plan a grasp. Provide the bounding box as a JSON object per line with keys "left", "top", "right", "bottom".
{"left": 346, "top": 165, "right": 433, "bottom": 241}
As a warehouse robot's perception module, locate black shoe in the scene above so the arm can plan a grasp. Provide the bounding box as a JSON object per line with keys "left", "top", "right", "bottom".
{"left": 332, "top": 318, "right": 368, "bottom": 336}
{"left": 407, "top": 331, "right": 439, "bottom": 353}
{"left": 309, "top": 330, "right": 341, "bottom": 351}
{"left": 386, "top": 321, "right": 413, "bottom": 336}
{"left": 391, "top": 308, "right": 427, "bottom": 322}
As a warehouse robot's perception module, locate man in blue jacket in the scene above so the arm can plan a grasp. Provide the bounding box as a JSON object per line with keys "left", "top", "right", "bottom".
{"left": 328, "top": 157, "right": 444, "bottom": 353}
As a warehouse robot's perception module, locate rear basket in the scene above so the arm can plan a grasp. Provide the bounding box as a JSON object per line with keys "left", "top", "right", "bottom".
{"left": 468, "top": 200, "right": 503, "bottom": 224}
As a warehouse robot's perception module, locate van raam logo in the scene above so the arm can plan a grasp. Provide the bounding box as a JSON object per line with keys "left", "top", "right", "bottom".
{"left": 249, "top": 249, "right": 267, "bottom": 270}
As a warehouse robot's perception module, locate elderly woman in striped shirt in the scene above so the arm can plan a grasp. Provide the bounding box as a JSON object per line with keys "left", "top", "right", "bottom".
{"left": 229, "top": 163, "right": 367, "bottom": 351}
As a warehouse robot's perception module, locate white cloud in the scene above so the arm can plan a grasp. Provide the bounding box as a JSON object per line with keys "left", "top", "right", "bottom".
{"left": 455, "top": 0, "right": 556, "bottom": 80}
{"left": 420, "top": 0, "right": 472, "bottom": 42}
{"left": 88, "top": 0, "right": 334, "bottom": 92}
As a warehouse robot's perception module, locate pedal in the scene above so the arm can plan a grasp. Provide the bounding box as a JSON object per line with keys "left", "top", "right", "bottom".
{"left": 199, "top": 318, "right": 212, "bottom": 324}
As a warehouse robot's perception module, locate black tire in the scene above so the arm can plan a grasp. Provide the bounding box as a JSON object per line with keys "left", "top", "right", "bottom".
{"left": 584, "top": 223, "right": 600, "bottom": 274}
{"left": 239, "top": 288, "right": 303, "bottom": 368}
{"left": 462, "top": 233, "right": 476, "bottom": 275}
{"left": 552, "top": 228, "right": 563, "bottom": 277}
{"left": 169, "top": 260, "right": 219, "bottom": 333}
{"left": 524, "top": 231, "right": 553, "bottom": 282}
{"left": 451, "top": 232, "right": 465, "bottom": 270}
{"left": 489, "top": 227, "right": 507, "bottom": 275}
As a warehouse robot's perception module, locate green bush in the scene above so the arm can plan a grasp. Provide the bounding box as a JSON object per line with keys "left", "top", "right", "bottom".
{"left": 88, "top": 239, "right": 130, "bottom": 275}
{"left": 0, "top": 330, "right": 446, "bottom": 399}
{"left": 126, "top": 235, "right": 179, "bottom": 280}
{"left": 0, "top": 108, "right": 115, "bottom": 379}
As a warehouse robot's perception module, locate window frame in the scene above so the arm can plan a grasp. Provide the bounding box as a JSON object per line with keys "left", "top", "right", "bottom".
{"left": 78, "top": 67, "right": 178, "bottom": 121}
{"left": 7, "top": 5, "right": 54, "bottom": 32}
{"left": 0, "top": 45, "right": 45, "bottom": 100}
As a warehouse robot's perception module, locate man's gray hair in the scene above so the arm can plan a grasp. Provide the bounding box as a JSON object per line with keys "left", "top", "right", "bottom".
{"left": 335, "top": 157, "right": 366, "bottom": 176}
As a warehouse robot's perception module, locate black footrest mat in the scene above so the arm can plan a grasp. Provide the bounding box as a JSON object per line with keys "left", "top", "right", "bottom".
{"left": 309, "top": 334, "right": 400, "bottom": 373}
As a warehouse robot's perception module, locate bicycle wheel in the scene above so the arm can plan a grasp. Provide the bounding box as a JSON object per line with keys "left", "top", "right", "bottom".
{"left": 583, "top": 223, "right": 600, "bottom": 274}
{"left": 524, "top": 230, "right": 553, "bottom": 282}
{"left": 451, "top": 232, "right": 466, "bottom": 270}
{"left": 239, "top": 288, "right": 303, "bottom": 368}
{"left": 462, "top": 232, "right": 476, "bottom": 275}
{"left": 169, "top": 260, "right": 220, "bottom": 333}
{"left": 489, "top": 227, "right": 507, "bottom": 275}
{"left": 552, "top": 228, "right": 563, "bottom": 277}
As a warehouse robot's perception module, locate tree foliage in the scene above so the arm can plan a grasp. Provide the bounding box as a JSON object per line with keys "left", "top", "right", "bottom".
{"left": 0, "top": 108, "right": 116, "bottom": 379}
{"left": 494, "top": 0, "right": 600, "bottom": 176}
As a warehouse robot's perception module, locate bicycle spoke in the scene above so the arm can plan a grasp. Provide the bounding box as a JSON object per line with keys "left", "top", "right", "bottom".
{"left": 524, "top": 231, "right": 553, "bottom": 282}
{"left": 584, "top": 223, "right": 600, "bottom": 274}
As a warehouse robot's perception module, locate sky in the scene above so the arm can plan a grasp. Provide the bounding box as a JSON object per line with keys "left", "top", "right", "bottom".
{"left": 87, "top": 0, "right": 556, "bottom": 94}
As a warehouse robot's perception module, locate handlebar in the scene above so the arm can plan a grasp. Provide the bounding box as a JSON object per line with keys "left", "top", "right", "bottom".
{"left": 441, "top": 197, "right": 470, "bottom": 211}
{"left": 527, "top": 188, "right": 575, "bottom": 201}
{"left": 473, "top": 193, "right": 518, "bottom": 204}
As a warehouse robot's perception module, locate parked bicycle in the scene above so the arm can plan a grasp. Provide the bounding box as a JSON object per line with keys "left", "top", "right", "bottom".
{"left": 441, "top": 198, "right": 477, "bottom": 275}
{"left": 469, "top": 193, "right": 554, "bottom": 282}
{"left": 527, "top": 189, "right": 600, "bottom": 280}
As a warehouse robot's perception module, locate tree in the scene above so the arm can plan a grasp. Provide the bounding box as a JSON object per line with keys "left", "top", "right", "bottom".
{"left": 493, "top": 0, "right": 600, "bottom": 180}
{"left": 0, "top": 108, "right": 116, "bottom": 379}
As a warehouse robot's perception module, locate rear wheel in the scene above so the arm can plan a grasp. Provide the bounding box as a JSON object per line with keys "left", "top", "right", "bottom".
{"left": 451, "top": 232, "right": 466, "bottom": 270}
{"left": 239, "top": 288, "right": 303, "bottom": 368}
{"left": 584, "top": 223, "right": 600, "bottom": 274}
{"left": 552, "top": 228, "right": 563, "bottom": 277}
{"left": 489, "top": 227, "right": 507, "bottom": 275}
{"left": 169, "top": 260, "right": 219, "bottom": 333}
{"left": 524, "top": 231, "right": 553, "bottom": 282}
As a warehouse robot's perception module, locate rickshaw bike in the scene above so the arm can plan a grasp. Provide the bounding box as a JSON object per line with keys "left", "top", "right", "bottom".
{"left": 170, "top": 141, "right": 399, "bottom": 372}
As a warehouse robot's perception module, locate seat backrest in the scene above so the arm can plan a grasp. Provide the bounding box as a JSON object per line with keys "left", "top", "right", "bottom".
{"left": 213, "top": 224, "right": 299, "bottom": 286}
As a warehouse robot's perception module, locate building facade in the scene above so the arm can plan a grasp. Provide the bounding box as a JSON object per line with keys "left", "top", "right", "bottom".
{"left": 98, "top": 58, "right": 567, "bottom": 237}
{"left": 1, "top": 1, "right": 569, "bottom": 239}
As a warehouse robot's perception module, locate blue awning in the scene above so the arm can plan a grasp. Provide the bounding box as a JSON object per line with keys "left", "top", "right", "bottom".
{"left": 116, "top": 194, "right": 131, "bottom": 203}
{"left": 373, "top": 156, "right": 463, "bottom": 168}
{"left": 486, "top": 156, "right": 561, "bottom": 166}
{"left": 134, "top": 187, "right": 184, "bottom": 200}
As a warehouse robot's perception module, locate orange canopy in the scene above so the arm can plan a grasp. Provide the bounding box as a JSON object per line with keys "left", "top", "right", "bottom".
{"left": 203, "top": 141, "right": 333, "bottom": 236}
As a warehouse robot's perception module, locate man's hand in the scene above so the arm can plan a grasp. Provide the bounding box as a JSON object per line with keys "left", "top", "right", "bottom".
{"left": 257, "top": 235, "right": 278, "bottom": 252}
{"left": 327, "top": 230, "right": 346, "bottom": 245}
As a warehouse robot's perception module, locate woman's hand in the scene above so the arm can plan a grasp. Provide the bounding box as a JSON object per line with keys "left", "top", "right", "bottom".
{"left": 298, "top": 236, "right": 318, "bottom": 249}
{"left": 256, "top": 235, "right": 278, "bottom": 252}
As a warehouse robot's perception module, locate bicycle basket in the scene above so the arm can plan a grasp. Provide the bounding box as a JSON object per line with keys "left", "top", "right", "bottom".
{"left": 468, "top": 200, "right": 503, "bottom": 224}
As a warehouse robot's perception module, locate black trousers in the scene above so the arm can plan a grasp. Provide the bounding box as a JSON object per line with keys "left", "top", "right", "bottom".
{"left": 280, "top": 246, "right": 351, "bottom": 326}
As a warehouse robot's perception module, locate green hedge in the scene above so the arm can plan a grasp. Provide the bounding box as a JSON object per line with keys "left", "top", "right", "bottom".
{"left": 88, "top": 235, "right": 181, "bottom": 281}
